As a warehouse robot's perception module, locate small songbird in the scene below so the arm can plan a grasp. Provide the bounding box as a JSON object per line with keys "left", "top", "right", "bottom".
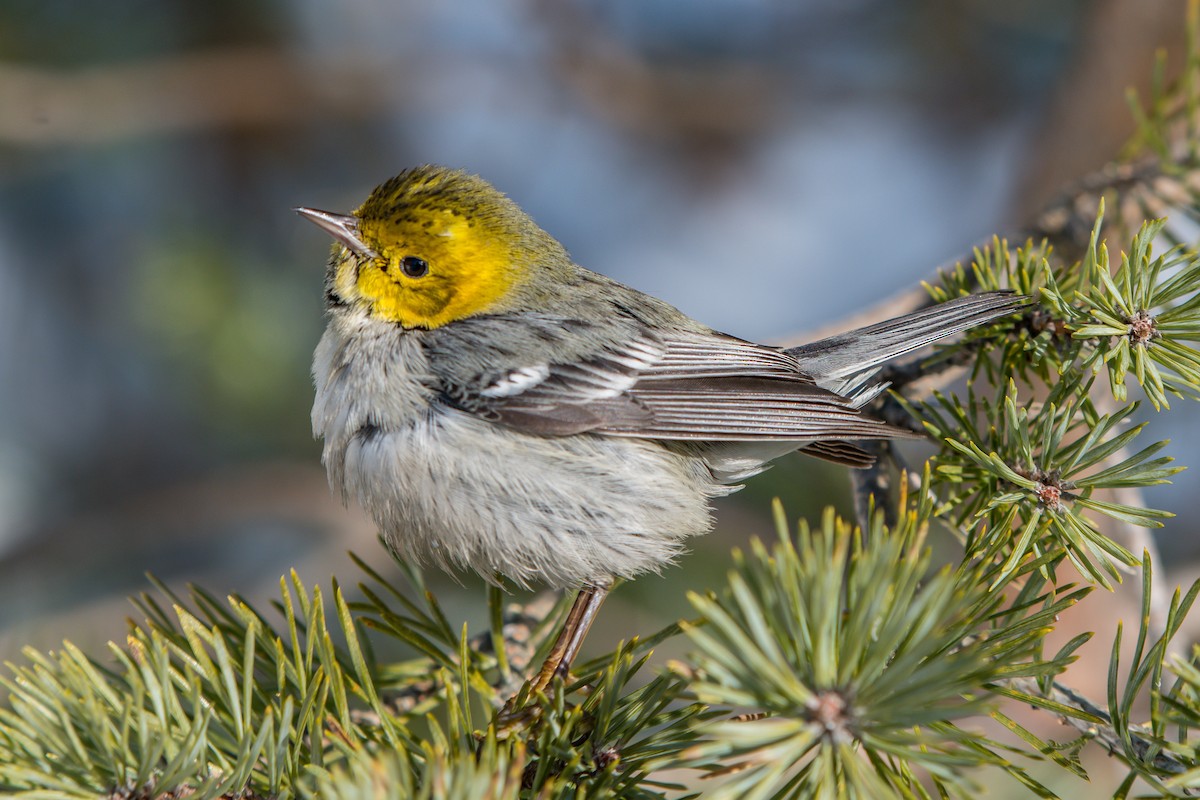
{"left": 298, "top": 165, "right": 1024, "bottom": 689}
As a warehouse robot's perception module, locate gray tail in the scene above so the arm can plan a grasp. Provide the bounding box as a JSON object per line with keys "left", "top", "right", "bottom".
{"left": 786, "top": 291, "right": 1028, "bottom": 395}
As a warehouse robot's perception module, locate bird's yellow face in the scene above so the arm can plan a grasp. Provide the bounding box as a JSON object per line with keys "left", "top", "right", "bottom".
{"left": 337, "top": 209, "right": 524, "bottom": 330}
{"left": 306, "top": 167, "right": 554, "bottom": 330}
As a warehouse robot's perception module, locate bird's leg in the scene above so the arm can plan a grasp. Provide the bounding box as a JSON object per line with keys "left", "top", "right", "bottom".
{"left": 530, "top": 581, "right": 610, "bottom": 691}
{"left": 492, "top": 582, "right": 611, "bottom": 732}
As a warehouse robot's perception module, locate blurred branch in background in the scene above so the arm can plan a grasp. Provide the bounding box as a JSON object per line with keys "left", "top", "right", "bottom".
{"left": 527, "top": 0, "right": 780, "bottom": 169}
{"left": 2, "top": 47, "right": 388, "bottom": 146}
{"left": 1017, "top": 0, "right": 1188, "bottom": 216}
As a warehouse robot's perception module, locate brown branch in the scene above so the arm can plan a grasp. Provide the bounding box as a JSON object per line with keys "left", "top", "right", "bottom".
{"left": 849, "top": 441, "right": 896, "bottom": 533}
{"left": 1005, "top": 676, "right": 1194, "bottom": 789}
{"left": 0, "top": 47, "right": 503, "bottom": 146}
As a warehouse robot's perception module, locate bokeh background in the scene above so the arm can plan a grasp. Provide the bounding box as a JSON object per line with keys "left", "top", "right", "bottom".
{"left": 0, "top": 1, "right": 1195, "bottom": 791}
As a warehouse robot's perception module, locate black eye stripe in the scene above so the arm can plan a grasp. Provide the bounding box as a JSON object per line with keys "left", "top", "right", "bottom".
{"left": 401, "top": 256, "right": 429, "bottom": 278}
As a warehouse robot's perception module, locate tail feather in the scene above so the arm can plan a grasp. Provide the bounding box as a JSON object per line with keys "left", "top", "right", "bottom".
{"left": 787, "top": 291, "right": 1028, "bottom": 394}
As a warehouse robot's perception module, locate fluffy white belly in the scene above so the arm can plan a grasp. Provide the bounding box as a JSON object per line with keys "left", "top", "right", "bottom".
{"left": 336, "top": 410, "right": 721, "bottom": 588}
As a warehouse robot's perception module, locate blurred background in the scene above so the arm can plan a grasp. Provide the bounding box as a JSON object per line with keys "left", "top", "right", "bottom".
{"left": 0, "top": 0, "right": 1194, "bottom": 790}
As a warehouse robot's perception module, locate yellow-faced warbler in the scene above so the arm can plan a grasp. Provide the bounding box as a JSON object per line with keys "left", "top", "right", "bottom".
{"left": 298, "top": 165, "right": 1024, "bottom": 689}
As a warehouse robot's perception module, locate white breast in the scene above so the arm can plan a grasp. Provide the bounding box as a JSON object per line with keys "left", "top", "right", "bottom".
{"left": 312, "top": 317, "right": 724, "bottom": 588}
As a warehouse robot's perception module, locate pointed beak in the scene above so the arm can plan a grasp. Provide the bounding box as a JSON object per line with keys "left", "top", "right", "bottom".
{"left": 294, "top": 207, "right": 378, "bottom": 258}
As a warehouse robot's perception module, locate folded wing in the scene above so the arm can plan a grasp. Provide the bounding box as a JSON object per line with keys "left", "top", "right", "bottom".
{"left": 448, "top": 331, "right": 913, "bottom": 442}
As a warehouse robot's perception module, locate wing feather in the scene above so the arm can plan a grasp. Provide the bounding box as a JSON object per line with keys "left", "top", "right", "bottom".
{"left": 800, "top": 441, "right": 877, "bottom": 467}
{"left": 640, "top": 336, "right": 811, "bottom": 380}
{"left": 433, "top": 292, "right": 1022, "bottom": 446}
{"left": 449, "top": 333, "right": 915, "bottom": 443}
{"left": 605, "top": 382, "right": 909, "bottom": 441}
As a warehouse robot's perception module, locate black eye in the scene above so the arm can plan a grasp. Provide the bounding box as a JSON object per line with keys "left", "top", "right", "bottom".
{"left": 400, "top": 256, "right": 429, "bottom": 278}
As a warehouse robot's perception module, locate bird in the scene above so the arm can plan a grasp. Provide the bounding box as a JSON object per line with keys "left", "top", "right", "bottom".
{"left": 297, "top": 165, "right": 1025, "bottom": 691}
